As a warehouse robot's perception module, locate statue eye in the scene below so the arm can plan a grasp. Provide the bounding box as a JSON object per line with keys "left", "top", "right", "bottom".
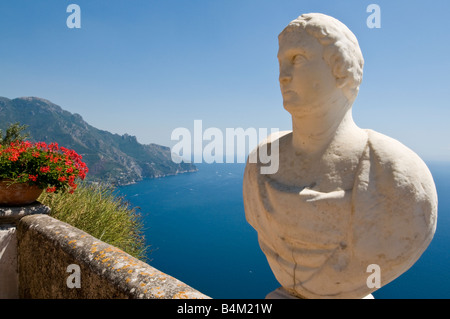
{"left": 292, "top": 54, "right": 306, "bottom": 64}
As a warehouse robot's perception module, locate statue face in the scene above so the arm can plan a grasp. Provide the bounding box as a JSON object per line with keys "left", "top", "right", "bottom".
{"left": 278, "top": 29, "right": 338, "bottom": 116}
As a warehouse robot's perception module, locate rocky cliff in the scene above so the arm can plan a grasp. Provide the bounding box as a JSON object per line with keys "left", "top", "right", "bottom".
{"left": 0, "top": 96, "right": 197, "bottom": 185}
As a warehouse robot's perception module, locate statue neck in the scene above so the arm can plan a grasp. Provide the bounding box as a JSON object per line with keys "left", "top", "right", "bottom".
{"left": 291, "top": 105, "right": 360, "bottom": 157}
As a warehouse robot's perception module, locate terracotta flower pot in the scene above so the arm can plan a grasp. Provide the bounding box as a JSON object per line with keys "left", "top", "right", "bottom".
{"left": 0, "top": 180, "right": 43, "bottom": 206}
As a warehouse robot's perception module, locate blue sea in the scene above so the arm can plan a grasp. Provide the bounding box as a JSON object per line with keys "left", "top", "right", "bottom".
{"left": 117, "top": 161, "right": 450, "bottom": 299}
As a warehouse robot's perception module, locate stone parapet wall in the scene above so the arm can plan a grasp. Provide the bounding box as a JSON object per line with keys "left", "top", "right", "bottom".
{"left": 0, "top": 204, "right": 50, "bottom": 298}
{"left": 15, "top": 214, "right": 209, "bottom": 299}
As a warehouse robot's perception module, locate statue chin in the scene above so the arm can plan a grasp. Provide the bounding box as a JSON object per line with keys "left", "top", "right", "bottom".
{"left": 282, "top": 102, "right": 313, "bottom": 118}
{"left": 243, "top": 13, "right": 438, "bottom": 299}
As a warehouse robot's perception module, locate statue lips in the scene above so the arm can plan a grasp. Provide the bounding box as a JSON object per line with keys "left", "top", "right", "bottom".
{"left": 282, "top": 90, "right": 296, "bottom": 97}
{"left": 280, "top": 82, "right": 295, "bottom": 93}
{"left": 281, "top": 89, "right": 298, "bottom": 108}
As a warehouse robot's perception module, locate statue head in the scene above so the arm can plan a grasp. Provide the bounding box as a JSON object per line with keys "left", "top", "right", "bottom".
{"left": 278, "top": 13, "right": 364, "bottom": 112}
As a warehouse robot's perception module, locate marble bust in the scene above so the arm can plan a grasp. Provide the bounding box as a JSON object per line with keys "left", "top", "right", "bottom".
{"left": 243, "top": 13, "right": 438, "bottom": 299}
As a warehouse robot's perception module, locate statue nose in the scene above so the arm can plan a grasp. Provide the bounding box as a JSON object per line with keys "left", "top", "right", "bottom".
{"left": 279, "top": 65, "right": 292, "bottom": 84}
{"left": 279, "top": 75, "right": 291, "bottom": 85}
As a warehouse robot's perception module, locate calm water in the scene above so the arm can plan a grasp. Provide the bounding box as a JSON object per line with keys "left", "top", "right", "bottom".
{"left": 118, "top": 162, "right": 450, "bottom": 299}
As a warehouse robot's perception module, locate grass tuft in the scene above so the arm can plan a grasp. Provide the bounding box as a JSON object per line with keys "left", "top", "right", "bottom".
{"left": 39, "top": 182, "right": 149, "bottom": 262}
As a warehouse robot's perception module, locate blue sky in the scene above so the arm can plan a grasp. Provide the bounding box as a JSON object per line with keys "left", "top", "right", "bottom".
{"left": 1, "top": 0, "right": 449, "bottom": 161}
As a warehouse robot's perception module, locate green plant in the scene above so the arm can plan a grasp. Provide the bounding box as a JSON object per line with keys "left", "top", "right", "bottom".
{"left": 0, "top": 122, "right": 30, "bottom": 146}
{"left": 39, "top": 182, "right": 149, "bottom": 261}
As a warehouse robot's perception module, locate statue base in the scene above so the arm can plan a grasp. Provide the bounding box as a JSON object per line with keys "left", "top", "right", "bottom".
{"left": 265, "top": 287, "right": 374, "bottom": 299}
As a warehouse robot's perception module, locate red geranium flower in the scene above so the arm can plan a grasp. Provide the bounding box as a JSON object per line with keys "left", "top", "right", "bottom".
{"left": 40, "top": 166, "right": 50, "bottom": 173}
{"left": 1, "top": 140, "right": 88, "bottom": 194}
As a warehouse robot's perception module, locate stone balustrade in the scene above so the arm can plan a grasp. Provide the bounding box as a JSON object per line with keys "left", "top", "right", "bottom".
{"left": 0, "top": 203, "right": 209, "bottom": 299}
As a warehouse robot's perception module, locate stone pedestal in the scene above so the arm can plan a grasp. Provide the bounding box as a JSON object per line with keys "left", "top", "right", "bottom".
{"left": 0, "top": 203, "right": 50, "bottom": 299}
{"left": 265, "top": 287, "right": 374, "bottom": 299}
{"left": 265, "top": 287, "right": 300, "bottom": 299}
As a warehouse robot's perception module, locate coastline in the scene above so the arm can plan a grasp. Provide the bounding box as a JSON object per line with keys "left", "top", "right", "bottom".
{"left": 114, "top": 167, "right": 199, "bottom": 187}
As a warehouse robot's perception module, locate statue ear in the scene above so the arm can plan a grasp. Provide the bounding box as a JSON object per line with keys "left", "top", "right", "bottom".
{"left": 336, "top": 76, "right": 349, "bottom": 89}
{"left": 336, "top": 76, "right": 359, "bottom": 102}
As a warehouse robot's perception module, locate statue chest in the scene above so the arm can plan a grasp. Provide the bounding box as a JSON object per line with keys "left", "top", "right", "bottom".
{"left": 259, "top": 175, "right": 353, "bottom": 249}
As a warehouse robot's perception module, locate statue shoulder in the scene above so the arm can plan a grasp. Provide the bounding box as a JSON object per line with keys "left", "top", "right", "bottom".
{"left": 253, "top": 130, "right": 292, "bottom": 153}
{"left": 245, "top": 130, "right": 291, "bottom": 176}
{"left": 365, "top": 129, "right": 436, "bottom": 193}
{"left": 344, "top": 130, "right": 438, "bottom": 288}
{"left": 243, "top": 131, "right": 292, "bottom": 229}
{"left": 353, "top": 129, "right": 437, "bottom": 266}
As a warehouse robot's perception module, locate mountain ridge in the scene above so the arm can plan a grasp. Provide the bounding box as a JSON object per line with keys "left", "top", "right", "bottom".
{"left": 0, "top": 96, "right": 197, "bottom": 185}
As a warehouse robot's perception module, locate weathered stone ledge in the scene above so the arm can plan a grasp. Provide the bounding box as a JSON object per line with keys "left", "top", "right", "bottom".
{"left": 17, "top": 214, "right": 210, "bottom": 299}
